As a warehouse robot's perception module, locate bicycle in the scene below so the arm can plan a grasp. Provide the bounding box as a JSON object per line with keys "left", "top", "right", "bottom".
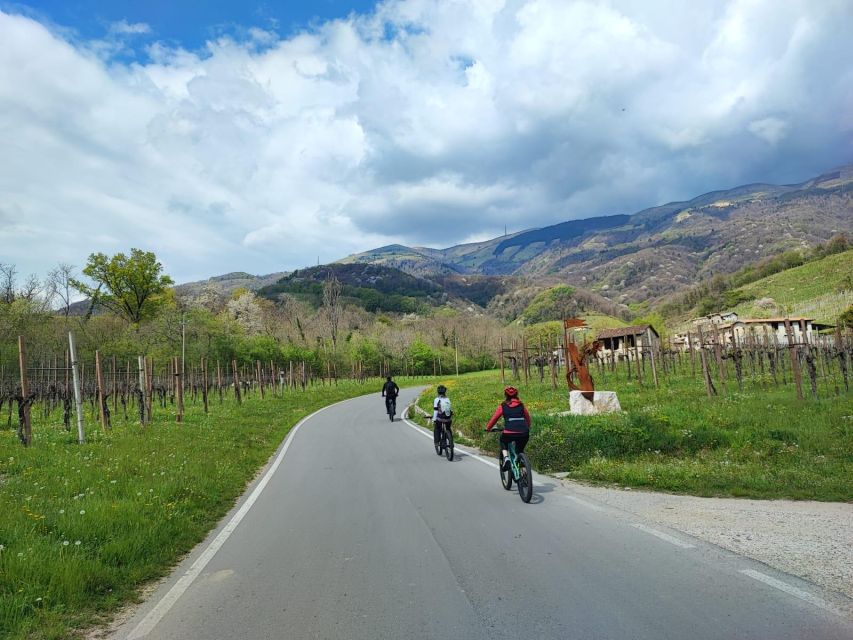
{"left": 486, "top": 429, "right": 533, "bottom": 503}
{"left": 433, "top": 420, "right": 454, "bottom": 461}
{"left": 385, "top": 397, "right": 397, "bottom": 422}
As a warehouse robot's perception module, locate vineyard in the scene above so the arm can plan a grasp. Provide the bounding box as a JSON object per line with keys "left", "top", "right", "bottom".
{"left": 496, "top": 326, "right": 852, "bottom": 401}
{"left": 1, "top": 330, "right": 445, "bottom": 449}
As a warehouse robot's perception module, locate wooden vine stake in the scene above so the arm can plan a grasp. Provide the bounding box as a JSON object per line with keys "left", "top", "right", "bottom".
{"left": 232, "top": 359, "right": 242, "bottom": 405}
{"left": 783, "top": 320, "right": 804, "bottom": 401}
{"left": 201, "top": 357, "right": 209, "bottom": 414}
{"left": 17, "top": 336, "right": 33, "bottom": 446}
{"left": 95, "top": 350, "right": 110, "bottom": 429}
{"left": 174, "top": 356, "right": 184, "bottom": 423}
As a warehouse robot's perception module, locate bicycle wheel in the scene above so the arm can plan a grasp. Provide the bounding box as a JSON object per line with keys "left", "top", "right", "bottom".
{"left": 388, "top": 400, "right": 395, "bottom": 421}
{"left": 435, "top": 424, "right": 443, "bottom": 455}
{"left": 499, "top": 452, "right": 513, "bottom": 490}
{"left": 444, "top": 429, "right": 454, "bottom": 461}
{"left": 516, "top": 452, "right": 533, "bottom": 503}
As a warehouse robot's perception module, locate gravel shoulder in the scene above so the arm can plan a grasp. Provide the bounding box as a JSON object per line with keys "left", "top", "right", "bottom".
{"left": 558, "top": 478, "right": 853, "bottom": 602}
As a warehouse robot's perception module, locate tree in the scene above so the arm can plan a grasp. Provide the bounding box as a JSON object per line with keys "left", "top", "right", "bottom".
{"left": 72, "top": 249, "right": 174, "bottom": 323}
{"left": 323, "top": 271, "right": 343, "bottom": 352}
{"left": 47, "top": 263, "right": 75, "bottom": 318}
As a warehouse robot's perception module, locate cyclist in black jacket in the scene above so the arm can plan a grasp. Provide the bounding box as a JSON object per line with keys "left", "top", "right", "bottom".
{"left": 382, "top": 376, "right": 400, "bottom": 417}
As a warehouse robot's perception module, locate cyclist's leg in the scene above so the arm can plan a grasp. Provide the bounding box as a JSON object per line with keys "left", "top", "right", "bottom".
{"left": 513, "top": 434, "right": 530, "bottom": 454}
{"left": 499, "top": 433, "right": 511, "bottom": 467}
{"left": 434, "top": 420, "right": 442, "bottom": 445}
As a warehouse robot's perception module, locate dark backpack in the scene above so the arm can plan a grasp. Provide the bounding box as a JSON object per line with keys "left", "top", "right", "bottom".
{"left": 383, "top": 381, "right": 398, "bottom": 398}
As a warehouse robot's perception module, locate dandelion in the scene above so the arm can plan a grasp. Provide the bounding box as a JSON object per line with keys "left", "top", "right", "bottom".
{"left": 79, "top": 510, "right": 85, "bottom": 515}
{"left": 111, "top": 480, "right": 117, "bottom": 484}
{"left": 59, "top": 509, "right": 65, "bottom": 514}
{"left": 62, "top": 541, "right": 69, "bottom": 546}
{"left": 17, "top": 552, "right": 23, "bottom": 557}
{"left": 74, "top": 541, "right": 81, "bottom": 546}
{"left": 0, "top": 544, "right": 5, "bottom": 551}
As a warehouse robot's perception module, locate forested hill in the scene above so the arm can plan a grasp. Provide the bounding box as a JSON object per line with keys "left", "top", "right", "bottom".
{"left": 256, "top": 263, "right": 445, "bottom": 313}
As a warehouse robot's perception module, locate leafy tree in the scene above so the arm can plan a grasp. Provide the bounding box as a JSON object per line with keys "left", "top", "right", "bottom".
{"left": 72, "top": 249, "right": 174, "bottom": 323}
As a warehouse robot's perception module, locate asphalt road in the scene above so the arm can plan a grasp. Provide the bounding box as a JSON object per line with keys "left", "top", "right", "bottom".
{"left": 115, "top": 388, "right": 852, "bottom": 639}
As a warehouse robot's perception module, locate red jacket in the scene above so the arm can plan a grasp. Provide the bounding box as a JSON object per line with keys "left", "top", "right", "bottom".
{"left": 485, "top": 398, "right": 531, "bottom": 434}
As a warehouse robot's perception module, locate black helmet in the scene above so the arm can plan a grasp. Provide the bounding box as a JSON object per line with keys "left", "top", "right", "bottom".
{"left": 386, "top": 376, "right": 392, "bottom": 381}
{"left": 437, "top": 384, "right": 447, "bottom": 395}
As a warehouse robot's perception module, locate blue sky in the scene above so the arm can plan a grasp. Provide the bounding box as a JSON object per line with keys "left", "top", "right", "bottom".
{"left": 8, "top": 0, "right": 379, "bottom": 52}
{"left": 1, "top": 0, "right": 851, "bottom": 284}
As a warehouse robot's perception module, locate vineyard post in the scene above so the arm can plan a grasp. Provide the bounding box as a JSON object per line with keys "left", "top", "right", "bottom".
{"left": 216, "top": 360, "right": 223, "bottom": 402}
{"left": 201, "top": 357, "right": 209, "bottom": 414}
{"left": 454, "top": 334, "right": 459, "bottom": 377}
{"left": 232, "top": 360, "right": 242, "bottom": 405}
{"left": 174, "top": 356, "right": 184, "bottom": 423}
{"left": 68, "top": 332, "right": 85, "bottom": 443}
{"left": 146, "top": 358, "right": 154, "bottom": 418}
{"left": 95, "top": 350, "right": 109, "bottom": 429}
{"left": 258, "top": 360, "right": 265, "bottom": 399}
{"left": 633, "top": 337, "right": 642, "bottom": 385}
{"left": 137, "top": 356, "right": 147, "bottom": 424}
{"left": 111, "top": 355, "right": 118, "bottom": 414}
{"left": 696, "top": 325, "right": 716, "bottom": 398}
{"left": 649, "top": 342, "right": 659, "bottom": 388}
{"left": 499, "top": 336, "right": 505, "bottom": 384}
{"left": 784, "top": 320, "right": 804, "bottom": 401}
{"left": 17, "top": 336, "right": 33, "bottom": 446}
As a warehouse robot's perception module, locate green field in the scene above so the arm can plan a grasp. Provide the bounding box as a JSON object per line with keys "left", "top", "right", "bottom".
{"left": 0, "top": 378, "right": 424, "bottom": 640}
{"left": 416, "top": 369, "right": 852, "bottom": 502}
{"left": 730, "top": 249, "right": 853, "bottom": 322}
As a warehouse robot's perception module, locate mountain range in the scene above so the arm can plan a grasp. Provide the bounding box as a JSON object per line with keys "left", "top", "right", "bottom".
{"left": 179, "top": 164, "right": 852, "bottom": 319}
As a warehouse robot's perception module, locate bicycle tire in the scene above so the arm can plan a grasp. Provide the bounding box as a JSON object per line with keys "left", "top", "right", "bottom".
{"left": 499, "top": 452, "right": 513, "bottom": 490}
{"left": 445, "top": 429, "right": 454, "bottom": 461}
{"left": 435, "top": 424, "right": 443, "bottom": 455}
{"left": 516, "top": 452, "right": 533, "bottom": 503}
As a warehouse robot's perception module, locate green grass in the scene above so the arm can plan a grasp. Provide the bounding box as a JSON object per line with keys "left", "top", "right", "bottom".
{"left": 731, "top": 249, "right": 853, "bottom": 322}
{"left": 417, "top": 369, "right": 853, "bottom": 502}
{"left": 0, "top": 377, "right": 427, "bottom": 640}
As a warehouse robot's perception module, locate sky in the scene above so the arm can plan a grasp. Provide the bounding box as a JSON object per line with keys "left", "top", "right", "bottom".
{"left": 1, "top": 0, "right": 851, "bottom": 284}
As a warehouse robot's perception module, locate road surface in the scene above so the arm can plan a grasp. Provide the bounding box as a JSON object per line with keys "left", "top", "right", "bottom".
{"left": 114, "top": 388, "right": 852, "bottom": 639}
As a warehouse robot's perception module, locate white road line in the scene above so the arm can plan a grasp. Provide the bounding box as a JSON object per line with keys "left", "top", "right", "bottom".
{"left": 126, "top": 399, "right": 347, "bottom": 640}
{"left": 401, "top": 411, "right": 499, "bottom": 469}
{"left": 740, "top": 569, "right": 837, "bottom": 614}
{"left": 631, "top": 523, "right": 695, "bottom": 549}
{"left": 564, "top": 495, "right": 606, "bottom": 512}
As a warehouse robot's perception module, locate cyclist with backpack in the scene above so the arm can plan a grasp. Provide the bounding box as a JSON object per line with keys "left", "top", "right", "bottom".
{"left": 382, "top": 376, "right": 400, "bottom": 420}
{"left": 432, "top": 385, "right": 453, "bottom": 451}
{"left": 485, "top": 386, "right": 531, "bottom": 470}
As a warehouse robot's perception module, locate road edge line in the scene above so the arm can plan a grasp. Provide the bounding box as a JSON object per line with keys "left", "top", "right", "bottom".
{"left": 126, "top": 398, "right": 350, "bottom": 639}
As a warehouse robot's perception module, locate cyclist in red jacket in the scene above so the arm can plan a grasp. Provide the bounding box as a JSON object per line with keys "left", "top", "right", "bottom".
{"left": 485, "top": 386, "right": 531, "bottom": 471}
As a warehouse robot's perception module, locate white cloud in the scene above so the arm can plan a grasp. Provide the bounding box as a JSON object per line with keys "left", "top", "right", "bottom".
{"left": 0, "top": 1, "right": 851, "bottom": 283}
{"left": 108, "top": 20, "right": 151, "bottom": 35}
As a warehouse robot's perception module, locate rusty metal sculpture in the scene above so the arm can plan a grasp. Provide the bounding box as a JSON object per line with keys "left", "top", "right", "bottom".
{"left": 564, "top": 318, "right": 602, "bottom": 402}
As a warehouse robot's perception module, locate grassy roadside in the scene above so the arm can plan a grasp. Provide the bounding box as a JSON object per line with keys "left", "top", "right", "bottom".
{"left": 417, "top": 371, "right": 853, "bottom": 502}
{"left": 0, "top": 377, "right": 427, "bottom": 640}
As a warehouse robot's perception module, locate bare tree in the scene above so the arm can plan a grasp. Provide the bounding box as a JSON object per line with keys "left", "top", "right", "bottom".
{"left": 323, "top": 271, "right": 343, "bottom": 352}
{"left": 47, "top": 263, "right": 76, "bottom": 317}
{"left": 0, "top": 263, "right": 16, "bottom": 303}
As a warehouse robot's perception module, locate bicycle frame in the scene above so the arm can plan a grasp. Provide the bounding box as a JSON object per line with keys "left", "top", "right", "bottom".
{"left": 507, "top": 441, "right": 521, "bottom": 481}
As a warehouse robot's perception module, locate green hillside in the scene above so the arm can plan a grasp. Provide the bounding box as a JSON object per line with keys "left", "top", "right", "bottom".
{"left": 729, "top": 249, "right": 853, "bottom": 322}
{"left": 257, "top": 263, "right": 443, "bottom": 313}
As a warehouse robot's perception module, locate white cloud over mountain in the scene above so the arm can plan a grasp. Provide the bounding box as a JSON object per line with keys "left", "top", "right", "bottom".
{"left": 0, "top": 0, "right": 851, "bottom": 282}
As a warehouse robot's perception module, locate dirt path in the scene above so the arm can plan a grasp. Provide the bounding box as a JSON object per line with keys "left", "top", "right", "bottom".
{"left": 559, "top": 478, "right": 853, "bottom": 602}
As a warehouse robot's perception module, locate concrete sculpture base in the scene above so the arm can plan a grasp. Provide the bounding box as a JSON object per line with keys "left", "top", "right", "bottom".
{"left": 569, "top": 390, "right": 622, "bottom": 415}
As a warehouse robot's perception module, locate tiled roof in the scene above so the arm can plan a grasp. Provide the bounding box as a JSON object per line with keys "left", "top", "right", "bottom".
{"left": 596, "top": 324, "right": 656, "bottom": 339}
